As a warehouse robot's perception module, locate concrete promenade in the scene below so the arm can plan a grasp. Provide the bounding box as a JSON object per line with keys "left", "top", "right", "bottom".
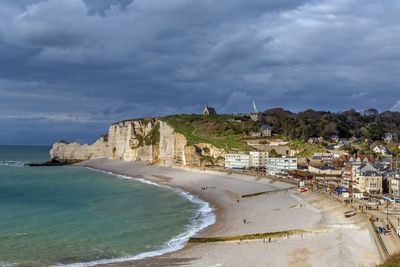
{"left": 322, "top": 191, "right": 400, "bottom": 259}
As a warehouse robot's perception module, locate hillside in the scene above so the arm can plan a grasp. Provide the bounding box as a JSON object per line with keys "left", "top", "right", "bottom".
{"left": 160, "top": 109, "right": 400, "bottom": 158}
{"left": 262, "top": 108, "right": 400, "bottom": 141}
{"left": 162, "top": 114, "right": 260, "bottom": 151}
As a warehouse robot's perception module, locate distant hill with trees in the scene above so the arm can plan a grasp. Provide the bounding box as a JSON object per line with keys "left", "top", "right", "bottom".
{"left": 262, "top": 108, "right": 400, "bottom": 141}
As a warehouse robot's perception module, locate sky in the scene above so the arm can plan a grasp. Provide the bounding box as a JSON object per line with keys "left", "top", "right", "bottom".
{"left": 1, "top": 0, "right": 400, "bottom": 145}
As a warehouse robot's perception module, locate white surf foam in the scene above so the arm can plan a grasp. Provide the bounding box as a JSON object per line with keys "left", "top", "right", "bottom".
{"left": 54, "top": 167, "right": 216, "bottom": 267}
{"left": 0, "top": 161, "right": 25, "bottom": 167}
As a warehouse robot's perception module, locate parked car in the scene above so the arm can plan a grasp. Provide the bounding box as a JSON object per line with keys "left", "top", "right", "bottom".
{"left": 383, "top": 195, "right": 394, "bottom": 202}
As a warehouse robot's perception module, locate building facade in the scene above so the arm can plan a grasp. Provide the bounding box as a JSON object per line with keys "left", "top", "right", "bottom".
{"left": 384, "top": 133, "right": 398, "bottom": 144}
{"left": 250, "top": 112, "right": 262, "bottom": 122}
{"left": 266, "top": 157, "right": 297, "bottom": 175}
{"left": 341, "top": 167, "right": 353, "bottom": 188}
{"left": 260, "top": 125, "right": 272, "bottom": 136}
{"left": 225, "top": 152, "right": 269, "bottom": 169}
{"left": 249, "top": 152, "right": 269, "bottom": 168}
{"left": 308, "top": 166, "right": 342, "bottom": 176}
{"left": 373, "top": 145, "right": 390, "bottom": 156}
{"left": 352, "top": 163, "right": 383, "bottom": 194}
{"left": 203, "top": 103, "right": 217, "bottom": 115}
{"left": 358, "top": 173, "right": 383, "bottom": 194}
{"left": 225, "top": 153, "right": 250, "bottom": 169}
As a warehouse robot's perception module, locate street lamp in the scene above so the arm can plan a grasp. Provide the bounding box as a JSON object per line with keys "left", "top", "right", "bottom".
{"left": 387, "top": 201, "right": 390, "bottom": 221}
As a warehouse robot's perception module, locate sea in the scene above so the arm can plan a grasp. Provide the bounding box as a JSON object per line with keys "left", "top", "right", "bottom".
{"left": 0, "top": 146, "right": 215, "bottom": 267}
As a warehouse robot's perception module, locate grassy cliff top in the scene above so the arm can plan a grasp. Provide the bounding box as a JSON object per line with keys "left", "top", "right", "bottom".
{"left": 161, "top": 114, "right": 260, "bottom": 151}
{"left": 111, "top": 118, "right": 156, "bottom": 126}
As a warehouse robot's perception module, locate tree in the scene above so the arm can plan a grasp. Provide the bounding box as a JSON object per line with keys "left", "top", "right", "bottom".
{"left": 269, "top": 149, "right": 282, "bottom": 158}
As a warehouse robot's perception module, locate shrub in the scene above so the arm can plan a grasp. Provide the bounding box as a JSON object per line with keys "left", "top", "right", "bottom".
{"left": 101, "top": 134, "right": 108, "bottom": 142}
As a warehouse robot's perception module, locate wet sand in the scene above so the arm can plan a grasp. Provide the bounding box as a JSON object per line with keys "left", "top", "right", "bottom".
{"left": 76, "top": 159, "right": 380, "bottom": 267}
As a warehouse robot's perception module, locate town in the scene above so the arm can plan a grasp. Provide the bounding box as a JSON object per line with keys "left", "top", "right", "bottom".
{"left": 203, "top": 102, "right": 400, "bottom": 200}
{"left": 224, "top": 134, "right": 399, "bottom": 200}
{"left": 202, "top": 102, "right": 400, "bottom": 259}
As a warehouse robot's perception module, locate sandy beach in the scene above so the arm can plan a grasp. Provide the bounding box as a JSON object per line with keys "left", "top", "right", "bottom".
{"left": 76, "top": 159, "right": 380, "bottom": 267}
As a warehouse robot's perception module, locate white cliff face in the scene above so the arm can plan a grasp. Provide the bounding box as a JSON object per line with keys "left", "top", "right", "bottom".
{"left": 158, "top": 121, "right": 186, "bottom": 166}
{"left": 50, "top": 119, "right": 225, "bottom": 167}
{"left": 50, "top": 138, "right": 109, "bottom": 161}
{"left": 107, "top": 120, "right": 156, "bottom": 162}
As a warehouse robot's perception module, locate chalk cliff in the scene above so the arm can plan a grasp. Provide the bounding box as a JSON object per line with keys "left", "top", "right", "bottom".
{"left": 50, "top": 119, "right": 225, "bottom": 167}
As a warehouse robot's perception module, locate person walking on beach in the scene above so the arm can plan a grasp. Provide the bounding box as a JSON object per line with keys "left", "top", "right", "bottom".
{"left": 243, "top": 219, "right": 247, "bottom": 224}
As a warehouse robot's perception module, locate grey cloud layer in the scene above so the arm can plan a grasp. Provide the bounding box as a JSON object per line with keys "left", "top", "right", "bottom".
{"left": 0, "top": 0, "right": 399, "bottom": 144}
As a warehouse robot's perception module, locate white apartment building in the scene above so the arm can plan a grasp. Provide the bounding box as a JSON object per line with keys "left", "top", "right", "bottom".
{"left": 266, "top": 157, "right": 297, "bottom": 175}
{"left": 225, "top": 153, "right": 250, "bottom": 169}
{"left": 249, "top": 152, "right": 269, "bottom": 168}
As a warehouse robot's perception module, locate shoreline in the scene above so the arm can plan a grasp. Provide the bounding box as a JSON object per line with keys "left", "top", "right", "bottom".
{"left": 86, "top": 166, "right": 223, "bottom": 237}
{"left": 90, "top": 167, "right": 217, "bottom": 264}
{"left": 58, "top": 166, "right": 217, "bottom": 267}
{"left": 75, "top": 159, "right": 381, "bottom": 267}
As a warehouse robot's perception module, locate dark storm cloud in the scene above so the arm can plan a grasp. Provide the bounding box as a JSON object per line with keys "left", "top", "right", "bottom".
{"left": 1, "top": 0, "right": 400, "bottom": 145}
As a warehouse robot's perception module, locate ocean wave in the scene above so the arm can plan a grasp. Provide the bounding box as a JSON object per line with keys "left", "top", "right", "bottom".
{"left": 0, "top": 262, "right": 16, "bottom": 267}
{"left": 0, "top": 161, "right": 26, "bottom": 167}
{"left": 54, "top": 168, "right": 216, "bottom": 267}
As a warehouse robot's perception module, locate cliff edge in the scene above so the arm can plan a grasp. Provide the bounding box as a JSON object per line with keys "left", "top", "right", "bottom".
{"left": 50, "top": 119, "right": 225, "bottom": 167}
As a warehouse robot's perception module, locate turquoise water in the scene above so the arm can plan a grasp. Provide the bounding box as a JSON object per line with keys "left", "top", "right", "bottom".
{"left": 0, "top": 146, "right": 211, "bottom": 267}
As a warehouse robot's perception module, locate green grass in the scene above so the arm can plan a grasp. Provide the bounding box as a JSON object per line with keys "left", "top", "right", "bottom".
{"left": 111, "top": 118, "right": 153, "bottom": 126}
{"left": 144, "top": 122, "right": 160, "bottom": 146}
{"left": 289, "top": 140, "right": 326, "bottom": 158}
{"left": 350, "top": 140, "right": 371, "bottom": 153}
{"left": 378, "top": 252, "right": 400, "bottom": 267}
{"left": 161, "top": 114, "right": 257, "bottom": 151}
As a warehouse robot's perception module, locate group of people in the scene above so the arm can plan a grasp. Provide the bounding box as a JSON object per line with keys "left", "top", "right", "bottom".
{"left": 375, "top": 224, "right": 390, "bottom": 235}
{"left": 370, "top": 217, "right": 379, "bottom": 223}
{"left": 372, "top": 217, "right": 391, "bottom": 235}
